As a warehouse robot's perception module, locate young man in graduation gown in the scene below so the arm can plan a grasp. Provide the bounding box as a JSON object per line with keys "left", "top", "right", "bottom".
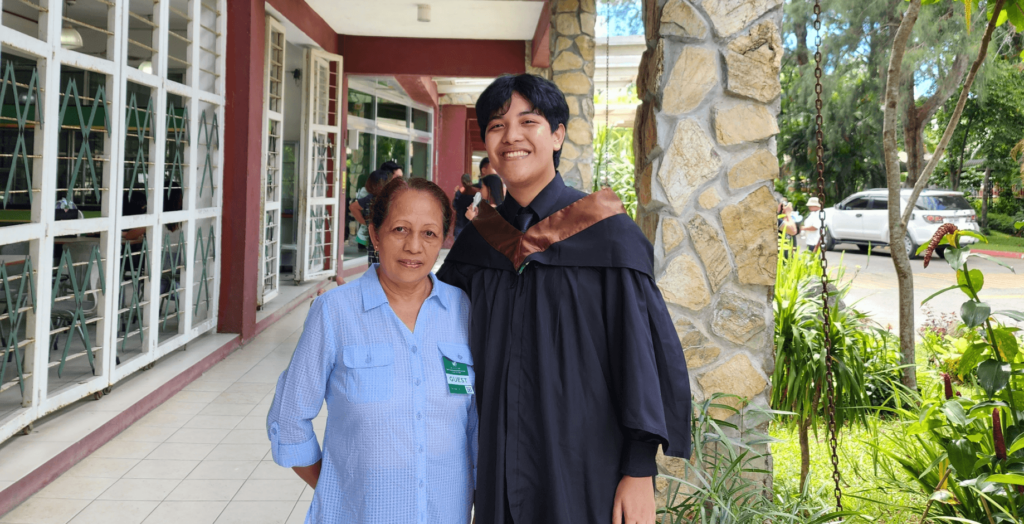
{"left": 437, "top": 74, "right": 692, "bottom": 524}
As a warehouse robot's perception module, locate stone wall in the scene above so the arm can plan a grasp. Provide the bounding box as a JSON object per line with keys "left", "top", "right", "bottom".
{"left": 550, "top": 0, "right": 597, "bottom": 190}
{"left": 635, "top": 0, "right": 783, "bottom": 482}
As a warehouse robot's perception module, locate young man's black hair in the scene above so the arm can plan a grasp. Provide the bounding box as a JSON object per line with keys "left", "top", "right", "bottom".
{"left": 478, "top": 157, "right": 491, "bottom": 173}
{"left": 379, "top": 160, "right": 402, "bottom": 177}
{"left": 475, "top": 74, "right": 569, "bottom": 170}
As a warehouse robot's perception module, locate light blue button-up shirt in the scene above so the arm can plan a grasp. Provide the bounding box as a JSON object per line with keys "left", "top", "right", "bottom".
{"left": 267, "top": 267, "right": 477, "bottom": 524}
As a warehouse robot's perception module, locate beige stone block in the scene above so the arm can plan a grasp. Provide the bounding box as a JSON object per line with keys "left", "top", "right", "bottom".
{"left": 576, "top": 35, "right": 596, "bottom": 61}
{"left": 657, "top": 254, "right": 710, "bottom": 311}
{"left": 633, "top": 102, "right": 658, "bottom": 169}
{"left": 644, "top": 0, "right": 661, "bottom": 42}
{"left": 728, "top": 149, "right": 779, "bottom": 189}
{"left": 685, "top": 345, "right": 722, "bottom": 369}
{"left": 580, "top": 0, "right": 596, "bottom": 13}
{"left": 661, "top": 0, "right": 709, "bottom": 39}
{"left": 662, "top": 218, "right": 685, "bottom": 252}
{"left": 637, "top": 40, "right": 664, "bottom": 101}
{"left": 554, "top": 71, "right": 592, "bottom": 95}
{"left": 714, "top": 103, "right": 779, "bottom": 145}
{"left": 567, "top": 96, "right": 580, "bottom": 116}
{"left": 584, "top": 61, "right": 595, "bottom": 77}
{"left": 686, "top": 214, "right": 731, "bottom": 292}
{"left": 556, "top": 0, "right": 580, "bottom": 12}
{"left": 700, "top": 0, "right": 784, "bottom": 37}
{"left": 555, "top": 36, "right": 574, "bottom": 55}
{"left": 553, "top": 51, "right": 584, "bottom": 71}
{"left": 711, "top": 291, "right": 767, "bottom": 346}
{"left": 658, "top": 119, "right": 722, "bottom": 215}
{"left": 581, "top": 94, "right": 595, "bottom": 117}
{"left": 698, "top": 187, "right": 721, "bottom": 209}
{"left": 663, "top": 46, "right": 717, "bottom": 115}
{"left": 567, "top": 117, "right": 592, "bottom": 145}
{"left": 559, "top": 159, "right": 576, "bottom": 175}
{"left": 673, "top": 317, "right": 704, "bottom": 348}
{"left": 554, "top": 13, "right": 581, "bottom": 35}
{"left": 580, "top": 13, "right": 596, "bottom": 35}
{"left": 720, "top": 186, "right": 777, "bottom": 285}
{"left": 560, "top": 141, "right": 581, "bottom": 160}
{"left": 636, "top": 163, "right": 652, "bottom": 207}
{"left": 725, "top": 21, "right": 783, "bottom": 103}
{"left": 579, "top": 162, "right": 593, "bottom": 190}
{"left": 698, "top": 354, "right": 768, "bottom": 419}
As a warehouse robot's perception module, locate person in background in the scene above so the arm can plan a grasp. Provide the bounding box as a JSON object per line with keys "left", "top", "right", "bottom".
{"left": 801, "top": 197, "right": 824, "bottom": 251}
{"left": 268, "top": 177, "right": 477, "bottom": 524}
{"left": 380, "top": 160, "right": 404, "bottom": 180}
{"left": 452, "top": 173, "right": 479, "bottom": 239}
{"left": 479, "top": 156, "right": 497, "bottom": 178}
{"left": 778, "top": 200, "right": 798, "bottom": 257}
{"left": 349, "top": 170, "right": 389, "bottom": 263}
{"left": 478, "top": 174, "right": 505, "bottom": 207}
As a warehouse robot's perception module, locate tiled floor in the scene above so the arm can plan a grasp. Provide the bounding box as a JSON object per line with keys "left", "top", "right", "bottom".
{"left": 1, "top": 303, "right": 326, "bottom": 524}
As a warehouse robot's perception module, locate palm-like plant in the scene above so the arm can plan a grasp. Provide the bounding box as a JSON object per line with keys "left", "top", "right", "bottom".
{"left": 593, "top": 124, "right": 637, "bottom": 218}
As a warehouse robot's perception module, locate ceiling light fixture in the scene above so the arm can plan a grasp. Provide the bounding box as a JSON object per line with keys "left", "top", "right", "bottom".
{"left": 138, "top": 60, "right": 153, "bottom": 74}
{"left": 417, "top": 4, "right": 431, "bottom": 23}
{"left": 61, "top": 0, "right": 84, "bottom": 49}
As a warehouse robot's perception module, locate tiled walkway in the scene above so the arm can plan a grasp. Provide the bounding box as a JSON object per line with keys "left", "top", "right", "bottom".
{"left": 1, "top": 303, "right": 325, "bottom": 524}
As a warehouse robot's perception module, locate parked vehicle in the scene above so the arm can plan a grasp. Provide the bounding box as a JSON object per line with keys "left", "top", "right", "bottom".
{"left": 821, "top": 189, "right": 979, "bottom": 258}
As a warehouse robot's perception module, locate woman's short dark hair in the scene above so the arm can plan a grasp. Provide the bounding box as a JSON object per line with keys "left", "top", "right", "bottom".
{"left": 370, "top": 177, "right": 454, "bottom": 239}
{"left": 460, "top": 173, "right": 474, "bottom": 191}
{"left": 364, "top": 170, "right": 389, "bottom": 196}
{"left": 480, "top": 174, "right": 505, "bottom": 206}
{"left": 379, "top": 160, "right": 402, "bottom": 177}
{"left": 475, "top": 74, "right": 569, "bottom": 170}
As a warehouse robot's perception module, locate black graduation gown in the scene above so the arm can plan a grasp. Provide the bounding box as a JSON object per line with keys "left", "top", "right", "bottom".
{"left": 436, "top": 175, "right": 692, "bottom": 524}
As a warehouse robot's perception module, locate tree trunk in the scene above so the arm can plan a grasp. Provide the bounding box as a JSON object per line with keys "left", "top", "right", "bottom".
{"left": 982, "top": 167, "right": 992, "bottom": 229}
{"left": 903, "top": 53, "right": 970, "bottom": 189}
{"left": 903, "top": 81, "right": 923, "bottom": 188}
{"left": 799, "top": 417, "right": 811, "bottom": 493}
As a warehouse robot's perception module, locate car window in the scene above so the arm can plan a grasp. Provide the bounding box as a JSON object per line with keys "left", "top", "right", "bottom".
{"left": 914, "top": 195, "right": 972, "bottom": 211}
{"left": 844, "top": 197, "right": 869, "bottom": 210}
{"left": 869, "top": 198, "right": 888, "bottom": 210}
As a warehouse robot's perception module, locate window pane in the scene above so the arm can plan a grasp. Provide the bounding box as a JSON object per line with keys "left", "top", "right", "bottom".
{"left": 376, "top": 136, "right": 408, "bottom": 176}
{"left": 410, "top": 142, "right": 429, "bottom": 180}
{"left": 348, "top": 89, "right": 374, "bottom": 120}
{"left": 412, "top": 108, "right": 430, "bottom": 132}
{"left": 347, "top": 131, "right": 375, "bottom": 198}
{"left": 377, "top": 99, "right": 407, "bottom": 128}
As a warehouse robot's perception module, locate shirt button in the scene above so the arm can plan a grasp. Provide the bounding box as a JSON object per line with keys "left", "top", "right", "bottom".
{"left": 411, "top": 346, "right": 418, "bottom": 353}
{"left": 416, "top": 412, "right": 422, "bottom": 420}
{"left": 415, "top": 378, "right": 421, "bottom": 386}
{"left": 418, "top": 445, "right": 424, "bottom": 453}
{"left": 419, "top": 480, "right": 424, "bottom": 488}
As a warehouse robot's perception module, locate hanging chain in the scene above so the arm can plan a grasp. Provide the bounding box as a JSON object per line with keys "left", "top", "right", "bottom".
{"left": 812, "top": 0, "right": 843, "bottom": 512}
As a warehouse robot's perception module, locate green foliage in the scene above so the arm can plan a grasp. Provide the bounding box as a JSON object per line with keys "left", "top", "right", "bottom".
{"left": 988, "top": 211, "right": 1024, "bottom": 234}
{"left": 771, "top": 241, "right": 872, "bottom": 432}
{"left": 593, "top": 124, "right": 636, "bottom": 218}
{"left": 658, "top": 395, "right": 856, "bottom": 523}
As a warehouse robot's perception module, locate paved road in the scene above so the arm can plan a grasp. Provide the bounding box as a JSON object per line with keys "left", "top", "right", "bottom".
{"left": 828, "top": 242, "right": 1024, "bottom": 331}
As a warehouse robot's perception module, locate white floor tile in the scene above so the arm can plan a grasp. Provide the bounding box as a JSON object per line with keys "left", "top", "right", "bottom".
{"left": 248, "top": 461, "right": 296, "bottom": 480}
{"left": 204, "top": 444, "right": 268, "bottom": 462}
{"left": 213, "top": 501, "right": 295, "bottom": 524}
{"left": 111, "top": 425, "right": 178, "bottom": 444}
{"left": 185, "top": 461, "right": 259, "bottom": 480}
{"left": 123, "top": 460, "right": 199, "bottom": 480}
{"left": 232, "top": 479, "right": 305, "bottom": 502}
{"left": 33, "top": 476, "right": 117, "bottom": 500}
{"left": 132, "top": 411, "right": 193, "bottom": 429}
{"left": 0, "top": 497, "right": 90, "bottom": 524}
{"left": 233, "top": 416, "right": 268, "bottom": 430}
{"left": 183, "top": 416, "right": 243, "bottom": 430}
{"left": 219, "top": 429, "right": 269, "bottom": 445}
{"left": 64, "top": 457, "right": 141, "bottom": 479}
{"left": 67, "top": 500, "right": 158, "bottom": 524}
{"left": 145, "top": 442, "right": 215, "bottom": 461}
{"left": 97, "top": 478, "right": 179, "bottom": 501}
{"left": 165, "top": 479, "right": 243, "bottom": 501}
{"left": 165, "top": 428, "right": 230, "bottom": 444}
{"left": 90, "top": 440, "right": 161, "bottom": 460}
{"left": 142, "top": 501, "right": 227, "bottom": 524}
{"left": 197, "top": 404, "right": 255, "bottom": 417}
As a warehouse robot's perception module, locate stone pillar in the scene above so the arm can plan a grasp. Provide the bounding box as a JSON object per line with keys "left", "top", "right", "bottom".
{"left": 550, "top": 0, "right": 597, "bottom": 191}
{"left": 635, "top": 0, "right": 783, "bottom": 485}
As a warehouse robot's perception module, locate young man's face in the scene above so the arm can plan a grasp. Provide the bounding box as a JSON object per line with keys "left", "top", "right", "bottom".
{"left": 391, "top": 169, "right": 404, "bottom": 180}
{"left": 484, "top": 92, "right": 565, "bottom": 189}
{"left": 480, "top": 163, "right": 498, "bottom": 177}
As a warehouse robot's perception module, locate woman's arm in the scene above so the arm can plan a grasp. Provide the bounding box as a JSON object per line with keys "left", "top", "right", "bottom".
{"left": 349, "top": 200, "right": 366, "bottom": 225}
{"left": 293, "top": 461, "right": 322, "bottom": 489}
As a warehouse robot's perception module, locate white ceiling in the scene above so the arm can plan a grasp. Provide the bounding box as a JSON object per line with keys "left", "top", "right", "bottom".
{"left": 306, "top": 0, "right": 545, "bottom": 40}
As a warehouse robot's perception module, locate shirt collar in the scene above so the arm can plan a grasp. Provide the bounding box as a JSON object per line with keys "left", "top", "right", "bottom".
{"left": 360, "top": 265, "right": 448, "bottom": 312}
{"left": 501, "top": 172, "right": 566, "bottom": 223}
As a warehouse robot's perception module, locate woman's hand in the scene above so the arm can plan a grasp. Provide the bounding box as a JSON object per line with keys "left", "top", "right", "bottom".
{"left": 611, "top": 475, "right": 655, "bottom": 524}
{"left": 465, "top": 206, "right": 479, "bottom": 221}
{"left": 293, "top": 461, "right": 322, "bottom": 489}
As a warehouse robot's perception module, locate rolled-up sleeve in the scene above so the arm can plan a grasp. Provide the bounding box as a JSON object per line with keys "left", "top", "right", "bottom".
{"left": 267, "top": 297, "right": 337, "bottom": 468}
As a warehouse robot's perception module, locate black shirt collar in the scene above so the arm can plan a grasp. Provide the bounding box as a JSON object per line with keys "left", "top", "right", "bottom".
{"left": 500, "top": 173, "right": 567, "bottom": 224}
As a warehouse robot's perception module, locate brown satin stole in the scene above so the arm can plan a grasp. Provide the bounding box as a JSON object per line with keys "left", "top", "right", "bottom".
{"left": 472, "top": 188, "right": 627, "bottom": 271}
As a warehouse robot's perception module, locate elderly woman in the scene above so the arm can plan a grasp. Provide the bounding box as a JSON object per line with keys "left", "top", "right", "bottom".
{"left": 268, "top": 178, "right": 476, "bottom": 524}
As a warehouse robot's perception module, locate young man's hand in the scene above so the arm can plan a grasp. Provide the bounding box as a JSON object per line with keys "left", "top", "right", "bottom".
{"left": 612, "top": 475, "right": 656, "bottom": 524}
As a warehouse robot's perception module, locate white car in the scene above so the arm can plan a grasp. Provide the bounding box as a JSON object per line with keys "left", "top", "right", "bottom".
{"left": 821, "top": 189, "right": 979, "bottom": 258}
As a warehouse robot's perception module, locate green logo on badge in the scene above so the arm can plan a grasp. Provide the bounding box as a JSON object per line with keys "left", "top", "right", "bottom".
{"left": 443, "top": 356, "right": 473, "bottom": 395}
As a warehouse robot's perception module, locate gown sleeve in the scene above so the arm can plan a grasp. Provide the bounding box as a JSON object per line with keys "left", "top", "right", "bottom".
{"left": 605, "top": 268, "right": 692, "bottom": 477}
{"left": 266, "top": 296, "right": 337, "bottom": 468}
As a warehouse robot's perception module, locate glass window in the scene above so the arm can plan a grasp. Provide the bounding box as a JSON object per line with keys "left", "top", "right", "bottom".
{"left": 844, "top": 197, "right": 869, "bottom": 210}
{"left": 282, "top": 142, "right": 298, "bottom": 246}
{"left": 412, "top": 108, "right": 431, "bottom": 132}
{"left": 348, "top": 89, "right": 374, "bottom": 120}
{"left": 377, "top": 99, "right": 407, "bottom": 129}
{"left": 376, "top": 136, "right": 408, "bottom": 175}
{"left": 914, "top": 195, "right": 972, "bottom": 211}
{"left": 410, "top": 142, "right": 429, "bottom": 180}
{"left": 869, "top": 198, "right": 888, "bottom": 210}
{"left": 347, "top": 131, "right": 374, "bottom": 198}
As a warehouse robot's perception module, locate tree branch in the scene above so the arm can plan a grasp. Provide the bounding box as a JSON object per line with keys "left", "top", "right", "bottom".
{"left": 916, "top": 53, "right": 969, "bottom": 121}
{"left": 901, "top": 0, "right": 1007, "bottom": 226}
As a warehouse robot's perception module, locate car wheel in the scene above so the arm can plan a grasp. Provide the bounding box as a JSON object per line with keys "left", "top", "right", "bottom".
{"left": 821, "top": 228, "right": 836, "bottom": 252}
{"left": 935, "top": 246, "right": 946, "bottom": 259}
{"left": 904, "top": 236, "right": 918, "bottom": 260}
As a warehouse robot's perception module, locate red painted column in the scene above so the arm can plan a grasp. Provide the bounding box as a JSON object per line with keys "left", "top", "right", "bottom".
{"left": 438, "top": 105, "right": 468, "bottom": 194}
{"left": 220, "top": 0, "right": 265, "bottom": 340}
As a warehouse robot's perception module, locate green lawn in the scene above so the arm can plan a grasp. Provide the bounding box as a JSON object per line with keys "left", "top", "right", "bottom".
{"left": 980, "top": 230, "right": 1024, "bottom": 253}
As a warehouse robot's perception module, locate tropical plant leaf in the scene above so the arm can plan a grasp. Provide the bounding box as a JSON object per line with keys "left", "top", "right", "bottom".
{"left": 993, "top": 309, "right": 1024, "bottom": 322}
{"left": 990, "top": 327, "right": 1020, "bottom": 361}
{"left": 956, "top": 268, "right": 984, "bottom": 294}
{"left": 960, "top": 301, "right": 991, "bottom": 328}
{"left": 968, "top": 253, "right": 1017, "bottom": 273}
{"left": 958, "top": 342, "right": 989, "bottom": 376}
{"left": 922, "top": 284, "right": 962, "bottom": 304}
{"left": 977, "top": 359, "right": 1010, "bottom": 397}
{"left": 984, "top": 473, "right": 1024, "bottom": 485}
{"left": 944, "top": 246, "right": 970, "bottom": 271}
{"left": 957, "top": 230, "right": 988, "bottom": 243}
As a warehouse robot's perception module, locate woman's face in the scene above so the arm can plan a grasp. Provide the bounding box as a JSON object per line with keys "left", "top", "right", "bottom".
{"left": 370, "top": 190, "right": 445, "bottom": 287}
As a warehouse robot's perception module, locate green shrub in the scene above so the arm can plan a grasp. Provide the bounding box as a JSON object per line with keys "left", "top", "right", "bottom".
{"left": 991, "top": 196, "right": 1023, "bottom": 216}
{"left": 987, "top": 212, "right": 1024, "bottom": 235}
